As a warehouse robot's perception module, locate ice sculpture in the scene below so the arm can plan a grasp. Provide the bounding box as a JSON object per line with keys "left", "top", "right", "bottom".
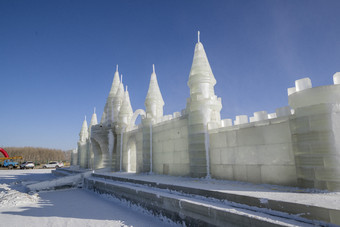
{"left": 75, "top": 33, "right": 340, "bottom": 192}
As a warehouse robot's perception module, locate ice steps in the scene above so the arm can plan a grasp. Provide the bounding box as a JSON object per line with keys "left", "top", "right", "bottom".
{"left": 84, "top": 173, "right": 332, "bottom": 227}
{"left": 89, "top": 173, "right": 339, "bottom": 226}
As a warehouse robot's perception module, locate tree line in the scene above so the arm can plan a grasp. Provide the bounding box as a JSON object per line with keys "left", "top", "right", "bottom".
{"left": 3, "top": 147, "right": 72, "bottom": 164}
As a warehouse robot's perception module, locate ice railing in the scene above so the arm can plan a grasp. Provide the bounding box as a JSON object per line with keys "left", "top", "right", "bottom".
{"left": 220, "top": 73, "right": 340, "bottom": 128}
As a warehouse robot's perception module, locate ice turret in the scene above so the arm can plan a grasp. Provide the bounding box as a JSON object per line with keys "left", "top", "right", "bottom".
{"left": 88, "top": 108, "right": 98, "bottom": 137}
{"left": 186, "top": 31, "right": 222, "bottom": 125}
{"left": 145, "top": 64, "right": 164, "bottom": 121}
{"left": 118, "top": 86, "right": 133, "bottom": 126}
{"left": 78, "top": 116, "right": 88, "bottom": 169}
{"left": 103, "top": 65, "right": 120, "bottom": 125}
{"left": 79, "top": 116, "right": 88, "bottom": 142}
{"left": 186, "top": 32, "right": 222, "bottom": 178}
{"left": 113, "top": 75, "right": 125, "bottom": 123}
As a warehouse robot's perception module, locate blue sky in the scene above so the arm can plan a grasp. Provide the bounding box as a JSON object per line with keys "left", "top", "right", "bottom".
{"left": 1, "top": 0, "right": 340, "bottom": 150}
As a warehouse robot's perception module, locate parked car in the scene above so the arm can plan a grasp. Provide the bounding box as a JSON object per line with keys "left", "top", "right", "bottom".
{"left": 20, "top": 161, "right": 35, "bottom": 169}
{"left": 43, "top": 161, "right": 64, "bottom": 168}
{"left": 3, "top": 159, "right": 19, "bottom": 169}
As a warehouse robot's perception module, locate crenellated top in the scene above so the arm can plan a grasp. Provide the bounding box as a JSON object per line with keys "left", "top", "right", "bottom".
{"left": 288, "top": 73, "right": 340, "bottom": 110}
{"left": 79, "top": 116, "right": 88, "bottom": 142}
{"left": 145, "top": 64, "right": 164, "bottom": 120}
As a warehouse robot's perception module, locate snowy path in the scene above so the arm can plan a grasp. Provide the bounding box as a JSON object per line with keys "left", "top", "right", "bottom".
{"left": 0, "top": 170, "right": 179, "bottom": 227}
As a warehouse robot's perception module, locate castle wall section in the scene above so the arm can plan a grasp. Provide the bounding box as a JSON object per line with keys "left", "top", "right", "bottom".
{"left": 120, "top": 127, "right": 144, "bottom": 173}
{"left": 147, "top": 117, "right": 190, "bottom": 176}
{"left": 209, "top": 117, "right": 297, "bottom": 186}
{"left": 289, "top": 83, "right": 340, "bottom": 191}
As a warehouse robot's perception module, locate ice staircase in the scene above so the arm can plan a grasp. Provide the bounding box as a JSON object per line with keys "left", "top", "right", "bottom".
{"left": 27, "top": 170, "right": 91, "bottom": 191}
{"left": 75, "top": 171, "right": 340, "bottom": 227}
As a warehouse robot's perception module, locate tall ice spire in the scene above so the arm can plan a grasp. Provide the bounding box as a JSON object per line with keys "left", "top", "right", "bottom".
{"left": 79, "top": 116, "right": 88, "bottom": 142}
{"left": 113, "top": 75, "right": 125, "bottom": 123}
{"left": 188, "top": 31, "right": 216, "bottom": 95}
{"left": 118, "top": 86, "right": 133, "bottom": 126}
{"left": 89, "top": 108, "right": 98, "bottom": 136}
{"left": 145, "top": 64, "right": 164, "bottom": 120}
{"left": 102, "top": 65, "right": 121, "bottom": 125}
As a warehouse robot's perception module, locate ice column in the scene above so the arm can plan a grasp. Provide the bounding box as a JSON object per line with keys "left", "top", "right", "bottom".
{"left": 78, "top": 116, "right": 88, "bottom": 168}
{"left": 119, "top": 126, "right": 125, "bottom": 172}
{"left": 108, "top": 129, "right": 114, "bottom": 170}
{"left": 149, "top": 122, "right": 153, "bottom": 174}
{"left": 204, "top": 124, "right": 210, "bottom": 179}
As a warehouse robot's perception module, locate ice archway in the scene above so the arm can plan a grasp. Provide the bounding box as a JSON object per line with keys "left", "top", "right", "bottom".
{"left": 130, "top": 109, "right": 146, "bottom": 126}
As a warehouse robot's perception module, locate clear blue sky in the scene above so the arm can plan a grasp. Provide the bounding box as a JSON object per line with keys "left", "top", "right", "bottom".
{"left": 1, "top": 0, "right": 340, "bottom": 150}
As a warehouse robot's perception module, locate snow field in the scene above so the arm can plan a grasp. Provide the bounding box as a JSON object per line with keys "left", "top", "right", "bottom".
{"left": 0, "top": 169, "right": 180, "bottom": 227}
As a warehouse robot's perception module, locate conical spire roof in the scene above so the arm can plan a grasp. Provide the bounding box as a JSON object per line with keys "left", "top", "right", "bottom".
{"left": 115, "top": 75, "right": 125, "bottom": 101}
{"left": 113, "top": 75, "right": 125, "bottom": 123}
{"left": 79, "top": 116, "right": 88, "bottom": 142}
{"left": 119, "top": 86, "right": 133, "bottom": 125}
{"left": 100, "top": 111, "right": 106, "bottom": 124}
{"left": 108, "top": 65, "right": 121, "bottom": 98}
{"left": 188, "top": 31, "right": 216, "bottom": 88}
{"left": 103, "top": 65, "right": 120, "bottom": 125}
{"left": 88, "top": 108, "right": 98, "bottom": 136}
{"left": 145, "top": 64, "right": 164, "bottom": 105}
{"left": 90, "top": 108, "right": 98, "bottom": 126}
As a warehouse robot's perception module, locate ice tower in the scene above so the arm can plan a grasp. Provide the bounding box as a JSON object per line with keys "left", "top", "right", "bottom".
{"left": 78, "top": 116, "right": 88, "bottom": 168}
{"left": 87, "top": 109, "right": 98, "bottom": 168}
{"left": 186, "top": 31, "right": 222, "bottom": 177}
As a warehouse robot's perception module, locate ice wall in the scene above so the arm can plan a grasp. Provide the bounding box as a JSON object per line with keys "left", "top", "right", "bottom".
{"left": 210, "top": 118, "right": 297, "bottom": 186}
{"left": 288, "top": 75, "right": 340, "bottom": 191}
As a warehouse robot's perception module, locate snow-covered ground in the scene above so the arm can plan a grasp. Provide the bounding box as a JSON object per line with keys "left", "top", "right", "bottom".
{"left": 0, "top": 169, "right": 179, "bottom": 227}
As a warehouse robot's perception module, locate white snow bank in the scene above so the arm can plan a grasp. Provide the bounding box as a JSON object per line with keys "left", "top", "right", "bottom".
{"left": 0, "top": 183, "right": 39, "bottom": 208}
{"left": 0, "top": 170, "right": 179, "bottom": 227}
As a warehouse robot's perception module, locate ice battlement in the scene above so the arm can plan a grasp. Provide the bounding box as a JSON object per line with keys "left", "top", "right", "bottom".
{"left": 288, "top": 73, "right": 340, "bottom": 110}
{"left": 217, "top": 73, "right": 340, "bottom": 129}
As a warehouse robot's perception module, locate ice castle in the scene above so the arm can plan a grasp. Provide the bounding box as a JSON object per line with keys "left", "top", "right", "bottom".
{"left": 72, "top": 32, "right": 340, "bottom": 192}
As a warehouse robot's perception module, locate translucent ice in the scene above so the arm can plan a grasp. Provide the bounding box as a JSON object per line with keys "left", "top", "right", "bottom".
{"left": 295, "top": 77, "right": 312, "bottom": 92}
{"left": 333, "top": 72, "right": 340, "bottom": 85}
{"left": 234, "top": 115, "right": 248, "bottom": 125}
